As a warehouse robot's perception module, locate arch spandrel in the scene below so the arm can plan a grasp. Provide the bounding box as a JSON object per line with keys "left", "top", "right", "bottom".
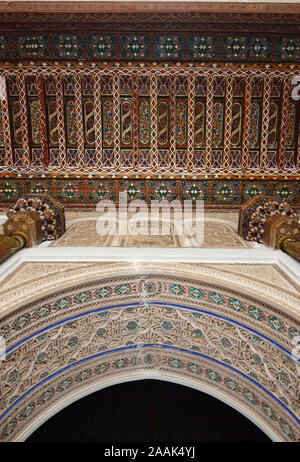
{"left": 0, "top": 272, "right": 299, "bottom": 442}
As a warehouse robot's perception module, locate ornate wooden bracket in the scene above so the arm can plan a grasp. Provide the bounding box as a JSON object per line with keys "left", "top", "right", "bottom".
{"left": 0, "top": 233, "right": 26, "bottom": 264}
{"left": 0, "top": 194, "right": 65, "bottom": 264}
{"left": 238, "top": 195, "right": 300, "bottom": 262}
{"left": 7, "top": 194, "right": 65, "bottom": 240}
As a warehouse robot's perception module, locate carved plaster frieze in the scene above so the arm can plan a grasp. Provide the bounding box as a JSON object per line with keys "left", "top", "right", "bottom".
{"left": 0, "top": 267, "right": 299, "bottom": 442}
{"left": 0, "top": 262, "right": 299, "bottom": 319}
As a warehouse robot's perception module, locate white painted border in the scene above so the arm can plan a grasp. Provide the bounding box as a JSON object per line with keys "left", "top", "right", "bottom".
{"left": 0, "top": 245, "right": 298, "bottom": 285}
{"left": 0, "top": 215, "right": 6, "bottom": 226}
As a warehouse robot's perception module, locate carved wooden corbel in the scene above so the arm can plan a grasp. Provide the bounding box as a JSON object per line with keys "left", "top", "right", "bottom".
{"left": 239, "top": 195, "right": 300, "bottom": 262}
{"left": 0, "top": 194, "right": 65, "bottom": 264}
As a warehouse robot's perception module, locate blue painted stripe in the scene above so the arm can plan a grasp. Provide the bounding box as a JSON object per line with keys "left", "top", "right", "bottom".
{"left": 1, "top": 302, "right": 299, "bottom": 432}
{"left": 6, "top": 302, "right": 298, "bottom": 362}
{"left": 0, "top": 343, "right": 299, "bottom": 429}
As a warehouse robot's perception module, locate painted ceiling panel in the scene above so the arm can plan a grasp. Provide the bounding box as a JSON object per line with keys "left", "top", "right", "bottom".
{"left": 0, "top": 8, "right": 299, "bottom": 207}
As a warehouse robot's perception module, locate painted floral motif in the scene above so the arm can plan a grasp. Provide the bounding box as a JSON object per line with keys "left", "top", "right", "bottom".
{"left": 154, "top": 35, "right": 184, "bottom": 59}
{"left": 65, "top": 102, "right": 77, "bottom": 145}
{"left": 12, "top": 101, "right": 22, "bottom": 146}
{"left": 249, "top": 102, "right": 260, "bottom": 148}
{"left": 0, "top": 35, "right": 10, "bottom": 58}
{"left": 267, "top": 102, "right": 278, "bottom": 148}
{"left": 278, "top": 370, "right": 291, "bottom": 388}
{"left": 102, "top": 100, "right": 114, "bottom": 147}
{"left": 188, "top": 35, "right": 217, "bottom": 59}
{"left": 84, "top": 100, "right": 95, "bottom": 146}
{"left": 0, "top": 110, "right": 4, "bottom": 146}
{"left": 120, "top": 35, "right": 150, "bottom": 59}
{"left": 30, "top": 101, "right": 42, "bottom": 145}
{"left": 47, "top": 101, "right": 59, "bottom": 146}
{"left": 149, "top": 180, "right": 177, "bottom": 201}
{"left": 276, "top": 38, "right": 300, "bottom": 60}
{"left": 139, "top": 101, "right": 151, "bottom": 146}
{"left": 157, "top": 101, "right": 169, "bottom": 146}
{"left": 285, "top": 103, "right": 297, "bottom": 148}
{"left": 194, "top": 102, "right": 205, "bottom": 148}
{"left": 212, "top": 102, "right": 224, "bottom": 148}
{"left": 249, "top": 38, "right": 272, "bottom": 59}
{"left": 222, "top": 37, "right": 247, "bottom": 59}
{"left": 212, "top": 181, "right": 239, "bottom": 204}
{"left": 231, "top": 102, "right": 242, "bottom": 147}
{"left": 87, "top": 34, "right": 116, "bottom": 59}
{"left": 53, "top": 34, "right": 84, "bottom": 59}
{"left": 14, "top": 34, "right": 50, "bottom": 58}
{"left": 243, "top": 183, "right": 263, "bottom": 200}
{"left": 0, "top": 33, "right": 296, "bottom": 62}
{"left": 121, "top": 99, "right": 133, "bottom": 146}
{"left": 176, "top": 101, "right": 187, "bottom": 146}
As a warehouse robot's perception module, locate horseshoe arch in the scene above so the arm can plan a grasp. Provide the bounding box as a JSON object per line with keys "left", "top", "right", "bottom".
{"left": 0, "top": 271, "right": 299, "bottom": 442}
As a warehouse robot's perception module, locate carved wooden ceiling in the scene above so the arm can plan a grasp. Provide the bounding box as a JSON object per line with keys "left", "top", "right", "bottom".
{"left": 0, "top": 2, "right": 299, "bottom": 208}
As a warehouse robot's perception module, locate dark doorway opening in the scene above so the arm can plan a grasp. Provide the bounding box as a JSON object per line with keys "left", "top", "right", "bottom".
{"left": 27, "top": 379, "right": 271, "bottom": 442}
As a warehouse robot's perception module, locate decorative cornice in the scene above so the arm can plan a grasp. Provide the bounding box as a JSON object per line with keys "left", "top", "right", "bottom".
{"left": 1, "top": 61, "right": 300, "bottom": 69}
{"left": 0, "top": 8, "right": 300, "bottom": 35}
{"left": 0, "top": 2, "right": 300, "bottom": 15}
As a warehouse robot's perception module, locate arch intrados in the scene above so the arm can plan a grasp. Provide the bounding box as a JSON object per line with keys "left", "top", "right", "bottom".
{"left": 19, "top": 371, "right": 278, "bottom": 443}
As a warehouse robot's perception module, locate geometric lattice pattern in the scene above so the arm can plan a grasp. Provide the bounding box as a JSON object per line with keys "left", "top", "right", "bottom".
{"left": 0, "top": 33, "right": 298, "bottom": 62}
{"left": 0, "top": 66, "right": 299, "bottom": 178}
{"left": 0, "top": 274, "right": 299, "bottom": 441}
{"left": 0, "top": 177, "right": 299, "bottom": 207}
